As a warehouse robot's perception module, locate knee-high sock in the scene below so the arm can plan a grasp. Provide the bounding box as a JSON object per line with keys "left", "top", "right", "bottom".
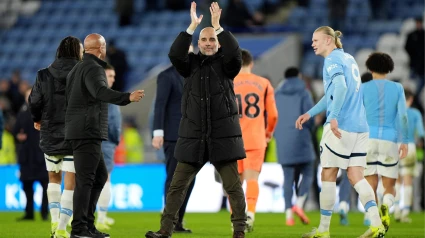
{"left": 382, "top": 193, "right": 395, "bottom": 209}
{"left": 246, "top": 180, "right": 259, "bottom": 215}
{"left": 47, "top": 183, "right": 61, "bottom": 223}
{"left": 318, "top": 182, "right": 336, "bottom": 233}
{"left": 58, "top": 190, "right": 73, "bottom": 230}
{"left": 97, "top": 181, "right": 111, "bottom": 223}
{"left": 394, "top": 183, "right": 401, "bottom": 213}
{"left": 354, "top": 179, "right": 382, "bottom": 227}
{"left": 402, "top": 185, "right": 413, "bottom": 216}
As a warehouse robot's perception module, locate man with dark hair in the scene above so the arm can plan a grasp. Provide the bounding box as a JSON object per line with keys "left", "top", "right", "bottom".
{"left": 145, "top": 2, "right": 247, "bottom": 238}
{"left": 284, "top": 67, "right": 300, "bottom": 78}
{"left": 275, "top": 67, "right": 314, "bottom": 226}
{"left": 14, "top": 88, "right": 49, "bottom": 224}
{"left": 106, "top": 40, "right": 129, "bottom": 92}
{"left": 363, "top": 52, "right": 409, "bottom": 234}
{"left": 394, "top": 87, "right": 424, "bottom": 223}
{"left": 151, "top": 45, "right": 196, "bottom": 233}
{"left": 405, "top": 17, "right": 424, "bottom": 95}
{"left": 234, "top": 49, "right": 278, "bottom": 232}
{"left": 29, "top": 36, "right": 83, "bottom": 238}
{"left": 66, "top": 33, "right": 145, "bottom": 238}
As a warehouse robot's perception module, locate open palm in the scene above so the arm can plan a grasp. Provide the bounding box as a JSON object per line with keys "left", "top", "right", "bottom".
{"left": 190, "top": 1, "right": 203, "bottom": 25}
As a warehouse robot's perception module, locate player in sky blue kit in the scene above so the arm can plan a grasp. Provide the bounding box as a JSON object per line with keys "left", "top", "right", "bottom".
{"left": 362, "top": 52, "right": 409, "bottom": 234}
{"left": 394, "top": 88, "right": 424, "bottom": 223}
{"left": 296, "top": 26, "right": 385, "bottom": 238}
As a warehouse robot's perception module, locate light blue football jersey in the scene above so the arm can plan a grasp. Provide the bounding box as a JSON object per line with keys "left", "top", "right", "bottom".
{"left": 322, "top": 48, "right": 368, "bottom": 133}
{"left": 406, "top": 107, "right": 424, "bottom": 143}
{"left": 363, "top": 79, "right": 408, "bottom": 143}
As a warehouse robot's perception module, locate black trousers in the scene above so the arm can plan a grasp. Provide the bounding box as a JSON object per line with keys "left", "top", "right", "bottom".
{"left": 71, "top": 139, "right": 108, "bottom": 234}
{"left": 21, "top": 179, "right": 48, "bottom": 219}
{"left": 163, "top": 141, "right": 195, "bottom": 224}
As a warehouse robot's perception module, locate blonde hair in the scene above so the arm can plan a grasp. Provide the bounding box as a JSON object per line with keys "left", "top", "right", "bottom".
{"left": 314, "top": 26, "right": 343, "bottom": 48}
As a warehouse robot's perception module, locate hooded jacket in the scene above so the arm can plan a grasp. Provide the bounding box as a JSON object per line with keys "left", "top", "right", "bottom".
{"left": 29, "top": 58, "right": 79, "bottom": 155}
{"left": 274, "top": 77, "right": 315, "bottom": 165}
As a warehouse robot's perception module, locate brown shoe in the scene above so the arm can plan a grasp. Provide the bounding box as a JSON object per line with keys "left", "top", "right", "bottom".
{"left": 145, "top": 230, "right": 171, "bottom": 238}
{"left": 233, "top": 231, "right": 245, "bottom": 238}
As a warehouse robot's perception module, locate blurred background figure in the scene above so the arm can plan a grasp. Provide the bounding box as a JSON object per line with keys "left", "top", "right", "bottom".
{"left": 13, "top": 88, "right": 48, "bottom": 221}
{"left": 96, "top": 64, "right": 122, "bottom": 231}
{"left": 328, "top": 0, "right": 347, "bottom": 32}
{"left": 115, "top": 0, "right": 134, "bottom": 27}
{"left": 274, "top": 67, "right": 315, "bottom": 226}
{"left": 106, "top": 40, "right": 129, "bottom": 92}
{"left": 394, "top": 88, "right": 424, "bottom": 223}
{"left": 405, "top": 17, "right": 424, "bottom": 96}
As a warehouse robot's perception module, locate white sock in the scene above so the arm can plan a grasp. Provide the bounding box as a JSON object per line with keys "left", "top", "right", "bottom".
{"left": 403, "top": 185, "right": 413, "bottom": 213}
{"left": 47, "top": 183, "right": 61, "bottom": 223}
{"left": 97, "top": 181, "right": 111, "bottom": 223}
{"left": 354, "top": 179, "right": 382, "bottom": 227}
{"left": 394, "top": 183, "right": 401, "bottom": 212}
{"left": 382, "top": 193, "right": 395, "bottom": 209}
{"left": 296, "top": 194, "right": 307, "bottom": 208}
{"left": 338, "top": 201, "right": 349, "bottom": 214}
{"left": 318, "top": 181, "right": 336, "bottom": 233}
{"left": 247, "top": 211, "right": 255, "bottom": 221}
{"left": 58, "top": 190, "right": 73, "bottom": 230}
{"left": 286, "top": 208, "right": 293, "bottom": 220}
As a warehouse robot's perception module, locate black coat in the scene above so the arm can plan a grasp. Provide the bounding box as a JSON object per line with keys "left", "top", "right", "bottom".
{"left": 168, "top": 31, "right": 246, "bottom": 164}
{"left": 13, "top": 104, "right": 48, "bottom": 181}
{"left": 405, "top": 29, "right": 425, "bottom": 76}
{"left": 153, "top": 66, "right": 183, "bottom": 141}
{"left": 65, "top": 53, "right": 131, "bottom": 141}
{"left": 29, "top": 58, "right": 78, "bottom": 156}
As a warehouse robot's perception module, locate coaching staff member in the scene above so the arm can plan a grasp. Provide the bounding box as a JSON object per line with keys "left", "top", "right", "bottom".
{"left": 66, "top": 33, "right": 144, "bottom": 238}
{"left": 146, "top": 2, "right": 247, "bottom": 238}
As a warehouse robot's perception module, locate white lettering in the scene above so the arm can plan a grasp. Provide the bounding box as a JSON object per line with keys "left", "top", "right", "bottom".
{"left": 127, "top": 184, "right": 143, "bottom": 209}
{"left": 327, "top": 64, "right": 338, "bottom": 73}
{"left": 113, "top": 184, "right": 127, "bottom": 209}
{"left": 5, "top": 184, "right": 19, "bottom": 209}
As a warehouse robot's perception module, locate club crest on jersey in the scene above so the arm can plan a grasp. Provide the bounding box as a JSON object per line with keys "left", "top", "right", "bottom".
{"left": 327, "top": 64, "right": 338, "bottom": 73}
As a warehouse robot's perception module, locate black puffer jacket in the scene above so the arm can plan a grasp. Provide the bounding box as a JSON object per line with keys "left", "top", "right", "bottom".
{"left": 65, "top": 53, "right": 131, "bottom": 141}
{"left": 29, "top": 58, "right": 79, "bottom": 156}
{"left": 169, "top": 31, "right": 246, "bottom": 164}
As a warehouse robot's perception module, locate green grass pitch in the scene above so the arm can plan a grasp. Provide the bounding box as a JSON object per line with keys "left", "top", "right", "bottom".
{"left": 0, "top": 211, "right": 424, "bottom": 237}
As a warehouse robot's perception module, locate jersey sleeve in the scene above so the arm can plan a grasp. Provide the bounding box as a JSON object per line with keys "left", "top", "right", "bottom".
{"left": 414, "top": 109, "right": 425, "bottom": 138}
{"left": 264, "top": 82, "right": 278, "bottom": 135}
{"left": 397, "top": 84, "right": 409, "bottom": 144}
{"left": 324, "top": 57, "right": 344, "bottom": 83}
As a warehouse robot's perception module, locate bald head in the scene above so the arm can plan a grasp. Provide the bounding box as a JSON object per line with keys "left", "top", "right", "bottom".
{"left": 198, "top": 27, "right": 219, "bottom": 56}
{"left": 84, "top": 33, "right": 107, "bottom": 60}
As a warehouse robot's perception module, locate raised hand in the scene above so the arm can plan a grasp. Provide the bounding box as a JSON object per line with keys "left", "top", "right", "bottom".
{"left": 190, "top": 1, "right": 203, "bottom": 27}
{"left": 130, "top": 90, "right": 145, "bottom": 102}
{"left": 210, "top": 2, "right": 222, "bottom": 29}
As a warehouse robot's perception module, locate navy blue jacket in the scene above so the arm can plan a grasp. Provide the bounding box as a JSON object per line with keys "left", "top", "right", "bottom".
{"left": 274, "top": 77, "right": 315, "bottom": 165}
{"left": 153, "top": 66, "right": 183, "bottom": 141}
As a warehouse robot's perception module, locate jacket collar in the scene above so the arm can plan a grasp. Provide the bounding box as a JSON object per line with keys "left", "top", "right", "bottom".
{"left": 83, "top": 53, "right": 107, "bottom": 68}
